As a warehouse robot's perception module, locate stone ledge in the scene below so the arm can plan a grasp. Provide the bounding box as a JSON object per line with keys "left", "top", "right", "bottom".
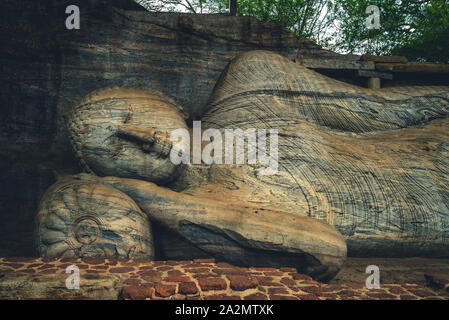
{"left": 0, "top": 257, "right": 448, "bottom": 300}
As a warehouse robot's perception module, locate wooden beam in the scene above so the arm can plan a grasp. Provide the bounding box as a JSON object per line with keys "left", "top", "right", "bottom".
{"left": 300, "top": 58, "right": 375, "bottom": 70}
{"left": 376, "top": 62, "right": 449, "bottom": 73}
{"left": 358, "top": 69, "right": 393, "bottom": 80}
{"left": 361, "top": 54, "right": 408, "bottom": 64}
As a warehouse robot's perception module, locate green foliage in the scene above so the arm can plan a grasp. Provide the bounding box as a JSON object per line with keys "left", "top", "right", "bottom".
{"left": 331, "top": 0, "right": 449, "bottom": 63}
{"left": 236, "top": 0, "right": 334, "bottom": 44}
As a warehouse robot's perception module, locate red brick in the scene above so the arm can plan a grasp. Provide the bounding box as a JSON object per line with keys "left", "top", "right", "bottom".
{"left": 192, "top": 273, "right": 217, "bottom": 279}
{"left": 156, "top": 266, "right": 173, "bottom": 271}
{"left": 322, "top": 293, "right": 338, "bottom": 299}
{"left": 300, "top": 285, "right": 322, "bottom": 295}
{"left": 19, "top": 269, "right": 35, "bottom": 274}
{"left": 344, "top": 283, "right": 364, "bottom": 289}
{"left": 138, "top": 269, "right": 161, "bottom": 276}
{"left": 141, "top": 274, "right": 162, "bottom": 283}
{"left": 335, "top": 290, "right": 359, "bottom": 297}
{"left": 244, "top": 292, "right": 268, "bottom": 300}
{"left": 270, "top": 295, "right": 298, "bottom": 300}
{"left": 280, "top": 267, "right": 297, "bottom": 272}
{"left": 163, "top": 275, "right": 191, "bottom": 283}
{"left": 167, "top": 270, "right": 184, "bottom": 276}
{"left": 366, "top": 292, "right": 397, "bottom": 299}
{"left": 227, "top": 275, "right": 258, "bottom": 291}
{"left": 213, "top": 268, "right": 246, "bottom": 275}
{"left": 139, "top": 265, "right": 155, "bottom": 270}
{"left": 280, "top": 277, "right": 296, "bottom": 287}
{"left": 388, "top": 287, "right": 408, "bottom": 295}
{"left": 86, "top": 269, "right": 102, "bottom": 274}
{"left": 198, "top": 277, "right": 227, "bottom": 291}
{"left": 400, "top": 294, "right": 418, "bottom": 300}
{"left": 39, "top": 268, "right": 58, "bottom": 274}
{"left": 204, "top": 294, "right": 241, "bottom": 300}
{"left": 184, "top": 268, "right": 210, "bottom": 273}
{"left": 187, "top": 263, "right": 210, "bottom": 268}
{"left": 264, "top": 271, "right": 284, "bottom": 277}
{"left": 81, "top": 257, "right": 105, "bottom": 265}
{"left": 121, "top": 285, "right": 153, "bottom": 300}
{"left": 3, "top": 263, "right": 24, "bottom": 269}
{"left": 268, "top": 287, "right": 289, "bottom": 295}
{"left": 296, "top": 294, "right": 319, "bottom": 300}
{"left": 92, "top": 265, "right": 109, "bottom": 270}
{"left": 155, "top": 284, "right": 176, "bottom": 297}
{"left": 178, "top": 282, "right": 198, "bottom": 295}
{"left": 304, "top": 279, "right": 321, "bottom": 286}
{"left": 109, "top": 267, "right": 135, "bottom": 273}
{"left": 407, "top": 288, "right": 437, "bottom": 298}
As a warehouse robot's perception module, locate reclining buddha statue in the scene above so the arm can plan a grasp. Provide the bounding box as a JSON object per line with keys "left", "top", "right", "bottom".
{"left": 34, "top": 50, "right": 449, "bottom": 281}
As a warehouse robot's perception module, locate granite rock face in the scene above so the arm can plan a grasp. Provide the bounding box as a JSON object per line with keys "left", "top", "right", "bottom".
{"left": 0, "top": 0, "right": 326, "bottom": 256}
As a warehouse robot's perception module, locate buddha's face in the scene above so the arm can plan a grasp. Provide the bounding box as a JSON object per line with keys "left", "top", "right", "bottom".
{"left": 67, "top": 87, "right": 188, "bottom": 184}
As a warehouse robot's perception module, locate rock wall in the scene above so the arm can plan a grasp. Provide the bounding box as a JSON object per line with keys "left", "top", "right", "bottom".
{"left": 0, "top": 0, "right": 330, "bottom": 256}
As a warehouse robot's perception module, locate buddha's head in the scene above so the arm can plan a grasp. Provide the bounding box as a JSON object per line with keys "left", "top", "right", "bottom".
{"left": 67, "top": 86, "right": 188, "bottom": 184}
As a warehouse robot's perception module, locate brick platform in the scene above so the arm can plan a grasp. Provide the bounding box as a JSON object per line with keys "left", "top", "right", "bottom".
{"left": 0, "top": 257, "right": 448, "bottom": 300}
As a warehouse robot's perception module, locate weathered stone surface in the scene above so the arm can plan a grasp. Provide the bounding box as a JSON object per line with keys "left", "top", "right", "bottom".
{"left": 227, "top": 275, "right": 258, "bottom": 291}
{"left": 0, "top": 273, "right": 122, "bottom": 300}
{"left": 34, "top": 177, "right": 154, "bottom": 260}
{"left": 193, "top": 50, "right": 449, "bottom": 257}
{"left": 121, "top": 285, "right": 153, "bottom": 300}
{"left": 178, "top": 281, "right": 198, "bottom": 295}
{"left": 198, "top": 277, "right": 227, "bottom": 291}
{"left": 155, "top": 284, "right": 176, "bottom": 297}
